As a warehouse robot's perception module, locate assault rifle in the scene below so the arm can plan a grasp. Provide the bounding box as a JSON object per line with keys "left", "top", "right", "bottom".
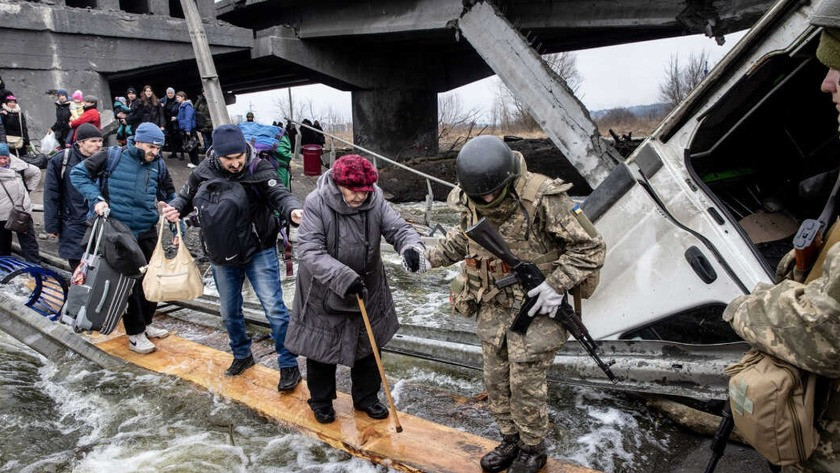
{"left": 793, "top": 169, "right": 840, "bottom": 275}
{"left": 704, "top": 403, "right": 734, "bottom": 473}
{"left": 465, "top": 218, "right": 617, "bottom": 382}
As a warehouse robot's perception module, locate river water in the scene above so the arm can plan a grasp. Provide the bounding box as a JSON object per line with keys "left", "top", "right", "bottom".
{"left": 0, "top": 203, "right": 760, "bottom": 472}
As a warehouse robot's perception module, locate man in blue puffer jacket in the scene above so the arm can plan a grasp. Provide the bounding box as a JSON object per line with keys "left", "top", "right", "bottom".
{"left": 70, "top": 122, "right": 177, "bottom": 355}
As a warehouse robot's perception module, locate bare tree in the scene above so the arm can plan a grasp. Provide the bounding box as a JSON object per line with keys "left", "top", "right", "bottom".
{"left": 438, "top": 92, "right": 482, "bottom": 148}
{"left": 493, "top": 51, "right": 581, "bottom": 132}
{"left": 659, "top": 51, "right": 710, "bottom": 108}
{"left": 273, "top": 93, "right": 307, "bottom": 123}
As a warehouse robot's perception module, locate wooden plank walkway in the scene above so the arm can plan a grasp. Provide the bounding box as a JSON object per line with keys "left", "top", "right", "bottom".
{"left": 92, "top": 332, "right": 598, "bottom": 473}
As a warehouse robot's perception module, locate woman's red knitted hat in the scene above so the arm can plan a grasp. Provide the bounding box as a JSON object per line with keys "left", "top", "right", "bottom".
{"left": 331, "top": 154, "right": 378, "bottom": 192}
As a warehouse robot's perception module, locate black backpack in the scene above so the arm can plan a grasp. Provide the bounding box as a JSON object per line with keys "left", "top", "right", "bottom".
{"left": 193, "top": 178, "right": 259, "bottom": 265}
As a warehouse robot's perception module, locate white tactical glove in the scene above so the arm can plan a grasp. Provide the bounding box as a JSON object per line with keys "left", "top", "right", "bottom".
{"left": 527, "top": 281, "right": 565, "bottom": 317}
{"left": 401, "top": 245, "right": 430, "bottom": 274}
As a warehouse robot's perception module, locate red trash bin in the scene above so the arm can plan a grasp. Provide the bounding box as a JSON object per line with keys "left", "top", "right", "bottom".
{"left": 302, "top": 145, "right": 323, "bottom": 176}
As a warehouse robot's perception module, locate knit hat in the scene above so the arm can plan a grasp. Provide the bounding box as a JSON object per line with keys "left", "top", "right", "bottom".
{"left": 115, "top": 96, "right": 127, "bottom": 106}
{"left": 72, "top": 90, "right": 83, "bottom": 101}
{"left": 56, "top": 89, "right": 68, "bottom": 98}
{"left": 0, "top": 144, "right": 9, "bottom": 157}
{"left": 817, "top": 29, "right": 840, "bottom": 70}
{"left": 75, "top": 123, "right": 102, "bottom": 142}
{"left": 4, "top": 95, "right": 16, "bottom": 103}
{"left": 126, "top": 87, "right": 137, "bottom": 95}
{"left": 83, "top": 95, "right": 98, "bottom": 105}
{"left": 134, "top": 122, "right": 165, "bottom": 146}
{"left": 331, "top": 154, "right": 378, "bottom": 192}
{"left": 212, "top": 125, "right": 247, "bottom": 156}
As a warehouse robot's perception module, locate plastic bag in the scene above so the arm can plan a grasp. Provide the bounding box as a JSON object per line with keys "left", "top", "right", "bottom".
{"left": 40, "top": 131, "right": 59, "bottom": 153}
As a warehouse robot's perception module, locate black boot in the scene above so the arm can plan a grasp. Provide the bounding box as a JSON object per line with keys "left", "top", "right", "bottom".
{"left": 508, "top": 441, "right": 547, "bottom": 473}
{"left": 277, "top": 365, "right": 302, "bottom": 391}
{"left": 480, "top": 433, "right": 520, "bottom": 472}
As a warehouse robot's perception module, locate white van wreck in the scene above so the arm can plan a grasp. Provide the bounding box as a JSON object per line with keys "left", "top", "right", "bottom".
{"left": 582, "top": 0, "right": 838, "bottom": 343}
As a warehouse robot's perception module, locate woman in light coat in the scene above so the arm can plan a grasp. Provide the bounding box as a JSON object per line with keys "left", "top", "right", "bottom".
{"left": 0, "top": 144, "right": 40, "bottom": 262}
{"left": 286, "top": 154, "right": 428, "bottom": 424}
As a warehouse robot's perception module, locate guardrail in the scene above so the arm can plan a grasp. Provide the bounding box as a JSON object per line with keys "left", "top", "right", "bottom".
{"left": 289, "top": 120, "right": 456, "bottom": 228}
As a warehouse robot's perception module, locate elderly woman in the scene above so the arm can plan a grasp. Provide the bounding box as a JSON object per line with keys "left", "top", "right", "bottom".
{"left": 0, "top": 144, "right": 40, "bottom": 262}
{"left": 286, "top": 154, "right": 428, "bottom": 424}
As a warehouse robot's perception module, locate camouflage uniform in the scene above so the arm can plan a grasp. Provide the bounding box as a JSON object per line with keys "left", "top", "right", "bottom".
{"left": 427, "top": 153, "right": 605, "bottom": 446}
{"left": 724, "top": 243, "right": 840, "bottom": 472}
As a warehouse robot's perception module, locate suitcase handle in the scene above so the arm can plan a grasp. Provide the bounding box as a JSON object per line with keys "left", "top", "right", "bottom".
{"left": 95, "top": 280, "right": 110, "bottom": 313}
{"left": 83, "top": 212, "right": 110, "bottom": 259}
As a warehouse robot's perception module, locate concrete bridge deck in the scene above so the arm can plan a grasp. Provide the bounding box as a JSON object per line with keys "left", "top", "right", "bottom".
{"left": 1, "top": 0, "right": 773, "bottom": 159}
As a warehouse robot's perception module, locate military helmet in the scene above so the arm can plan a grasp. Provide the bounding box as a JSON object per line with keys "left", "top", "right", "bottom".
{"left": 455, "top": 136, "right": 519, "bottom": 198}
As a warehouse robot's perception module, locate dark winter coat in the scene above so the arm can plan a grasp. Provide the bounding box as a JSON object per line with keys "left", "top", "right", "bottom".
{"left": 161, "top": 97, "right": 179, "bottom": 133}
{"left": 300, "top": 120, "right": 320, "bottom": 146}
{"left": 194, "top": 96, "right": 213, "bottom": 132}
{"left": 176, "top": 100, "right": 196, "bottom": 133}
{"left": 125, "top": 98, "right": 143, "bottom": 131}
{"left": 51, "top": 101, "right": 71, "bottom": 139}
{"left": 0, "top": 119, "right": 6, "bottom": 143}
{"left": 140, "top": 100, "right": 163, "bottom": 128}
{"left": 70, "top": 140, "right": 177, "bottom": 237}
{"left": 43, "top": 147, "right": 91, "bottom": 260}
{"left": 285, "top": 172, "right": 422, "bottom": 366}
{"left": 1, "top": 103, "right": 29, "bottom": 147}
{"left": 169, "top": 143, "right": 301, "bottom": 252}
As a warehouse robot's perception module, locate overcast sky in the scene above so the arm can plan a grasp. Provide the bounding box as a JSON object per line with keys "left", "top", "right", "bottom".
{"left": 228, "top": 30, "right": 748, "bottom": 124}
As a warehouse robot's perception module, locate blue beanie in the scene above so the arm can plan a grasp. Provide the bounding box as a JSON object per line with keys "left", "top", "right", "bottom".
{"left": 57, "top": 89, "right": 68, "bottom": 98}
{"left": 134, "top": 122, "right": 165, "bottom": 146}
{"left": 213, "top": 125, "right": 247, "bottom": 156}
{"left": 0, "top": 144, "right": 9, "bottom": 157}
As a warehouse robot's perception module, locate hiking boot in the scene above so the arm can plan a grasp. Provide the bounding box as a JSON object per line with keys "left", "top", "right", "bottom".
{"left": 277, "top": 365, "right": 301, "bottom": 391}
{"left": 144, "top": 324, "right": 170, "bottom": 339}
{"left": 480, "top": 433, "right": 520, "bottom": 472}
{"left": 225, "top": 355, "right": 255, "bottom": 377}
{"left": 311, "top": 404, "right": 336, "bottom": 424}
{"left": 508, "top": 441, "right": 547, "bottom": 473}
{"left": 355, "top": 401, "right": 389, "bottom": 419}
{"left": 128, "top": 333, "right": 156, "bottom": 354}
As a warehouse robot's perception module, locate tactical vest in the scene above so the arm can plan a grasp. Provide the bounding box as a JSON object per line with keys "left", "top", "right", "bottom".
{"left": 449, "top": 172, "right": 599, "bottom": 316}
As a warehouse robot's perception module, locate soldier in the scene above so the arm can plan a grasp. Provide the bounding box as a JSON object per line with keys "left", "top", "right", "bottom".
{"left": 426, "top": 136, "right": 605, "bottom": 473}
{"left": 722, "top": 3, "right": 840, "bottom": 471}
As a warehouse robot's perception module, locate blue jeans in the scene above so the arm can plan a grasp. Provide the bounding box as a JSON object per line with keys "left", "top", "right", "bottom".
{"left": 212, "top": 247, "right": 297, "bottom": 368}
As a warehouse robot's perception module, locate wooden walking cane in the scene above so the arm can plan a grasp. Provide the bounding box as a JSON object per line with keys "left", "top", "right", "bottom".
{"left": 356, "top": 294, "right": 403, "bottom": 433}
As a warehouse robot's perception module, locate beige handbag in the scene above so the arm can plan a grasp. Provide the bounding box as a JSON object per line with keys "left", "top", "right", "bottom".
{"left": 142, "top": 217, "right": 204, "bottom": 302}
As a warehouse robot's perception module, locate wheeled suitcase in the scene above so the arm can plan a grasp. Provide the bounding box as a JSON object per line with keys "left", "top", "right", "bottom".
{"left": 60, "top": 215, "right": 135, "bottom": 334}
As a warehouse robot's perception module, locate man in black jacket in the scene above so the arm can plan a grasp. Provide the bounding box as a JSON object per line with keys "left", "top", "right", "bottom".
{"left": 160, "top": 125, "right": 305, "bottom": 391}
{"left": 43, "top": 123, "right": 102, "bottom": 269}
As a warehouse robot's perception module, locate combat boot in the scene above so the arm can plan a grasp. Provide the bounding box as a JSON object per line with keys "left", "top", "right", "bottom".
{"left": 479, "top": 433, "right": 520, "bottom": 472}
{"left": 508, "top": 441, "right": 547, "bottom": 473}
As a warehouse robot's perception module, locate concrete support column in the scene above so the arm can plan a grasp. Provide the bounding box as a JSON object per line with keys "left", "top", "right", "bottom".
{"left": 149, "top": 0, "right": 169, "bottom": 16}
{"left": 196, "top": 0, "right": 215, "bottom": 20}
{"left": 97, "top": 0, "right": 120, "bottom": 11}
{"left": 352, "top": 89, "right": 438, "bottom": 162}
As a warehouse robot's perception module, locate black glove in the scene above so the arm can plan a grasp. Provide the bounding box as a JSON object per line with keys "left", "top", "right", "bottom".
{"left": 346, "top": 278, "right": 367, "bottom": 299}
{"left": 403, "top": 247, "right": 420, "bottom": 272}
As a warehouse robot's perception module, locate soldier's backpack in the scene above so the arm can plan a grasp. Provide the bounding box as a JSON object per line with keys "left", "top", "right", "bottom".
{"left": 192, "top": 159, "right": 262, "bottom": 266}
{"left": 724, "top": 349, "right": 820, "bottom": 466}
